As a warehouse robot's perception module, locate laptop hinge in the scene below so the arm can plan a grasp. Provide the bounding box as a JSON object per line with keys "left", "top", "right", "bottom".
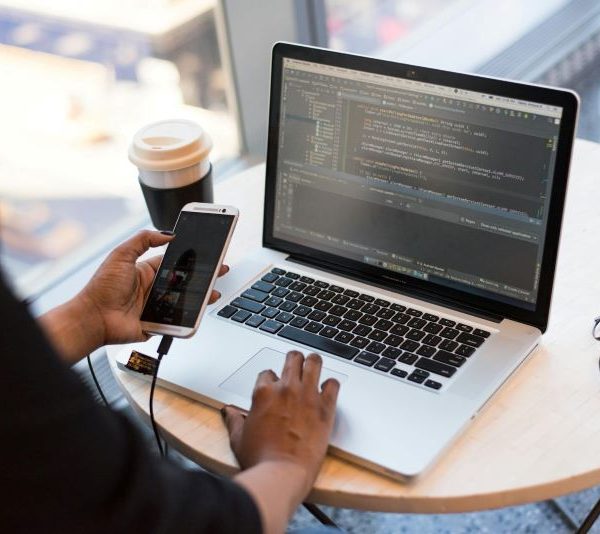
{"left": 286, "top": 254, "right": 503, "bottom": 324}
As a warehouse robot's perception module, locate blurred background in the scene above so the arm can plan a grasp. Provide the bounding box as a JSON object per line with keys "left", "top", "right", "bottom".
{"left": 1, "top": 0, "right": 599, "bottom": 298}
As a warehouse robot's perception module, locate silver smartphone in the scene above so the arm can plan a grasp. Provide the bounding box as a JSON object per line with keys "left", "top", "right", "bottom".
{"left": 140, "top": 202, "right": 239, "bottom": 338}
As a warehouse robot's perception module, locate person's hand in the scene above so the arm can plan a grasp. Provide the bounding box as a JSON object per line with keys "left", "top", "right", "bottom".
{"left": 222, "top": 351, "right": 340, "bottom": 497}
{"left": 79, "top": 230, "right": 228, "bottom": 346}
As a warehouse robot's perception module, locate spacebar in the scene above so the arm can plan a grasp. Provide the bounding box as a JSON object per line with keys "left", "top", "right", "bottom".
{"left": 278, "top": 326, "right": 359, "bottom": 360}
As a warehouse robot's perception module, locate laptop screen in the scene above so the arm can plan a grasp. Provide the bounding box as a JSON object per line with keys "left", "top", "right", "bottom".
{"left": 271, "top": 57, "right": 564, "bottom": 311}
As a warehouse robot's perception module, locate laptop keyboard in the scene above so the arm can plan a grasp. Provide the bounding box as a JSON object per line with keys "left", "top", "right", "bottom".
{"left": 216, "top": 267, "right": 492, "bottom": 393}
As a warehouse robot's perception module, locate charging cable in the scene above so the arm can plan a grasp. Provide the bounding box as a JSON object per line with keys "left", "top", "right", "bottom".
{"left": 150, "top": 335, "right": 173, "bottom": 457}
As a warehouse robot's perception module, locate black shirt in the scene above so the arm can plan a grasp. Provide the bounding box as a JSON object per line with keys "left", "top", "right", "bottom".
{"left": 0, "top": 274, "right": 262, "bottom": 533}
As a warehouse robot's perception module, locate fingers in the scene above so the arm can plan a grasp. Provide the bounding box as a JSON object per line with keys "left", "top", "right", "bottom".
{"left": 320, "top": 378, "right": 341, "bottom": 415}
{"left": 302, "top": 353, "right": 323, "bottom": 390}
{"left": 113, "top": 230, "right": 173, "bottom": 263}
{"left": 144, "top": 254, "right": 163, "bottom": 273}
{"left": 218, "top": 264, "right": 230, "bottom": 277}
{"left": 221, "top": 405, "right": 245, "bottom": 450}
{"left": 252, "top": 369, "right": 278, "bottom": 398}
{"left": 281, "top": 350, "right": 304, "bottom": 383}
{"left": 208, "top": 289, "right": 221, "bottom": 304}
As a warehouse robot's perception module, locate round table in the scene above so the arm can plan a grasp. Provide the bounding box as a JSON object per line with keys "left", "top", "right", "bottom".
{"left": 108, "top": 138, "right": 600, "bottom": 513}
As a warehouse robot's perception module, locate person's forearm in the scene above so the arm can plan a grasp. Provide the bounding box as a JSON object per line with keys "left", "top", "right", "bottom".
{"left": 39, "top": 294, "right": 105, "bottom": 364}
{"left": 234, "top": 461, "right": 309, "bottom": 534}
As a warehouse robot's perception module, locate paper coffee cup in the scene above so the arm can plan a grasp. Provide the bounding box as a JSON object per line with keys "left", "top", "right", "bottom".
{"left": 129, "top": 119, "right": 212, "bottom": 188}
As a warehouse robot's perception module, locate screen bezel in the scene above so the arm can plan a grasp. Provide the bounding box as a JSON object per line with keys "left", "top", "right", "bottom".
{"left": 263, "top": 42, "right": 578, "bottom": 332}
{"left": 141, "top": 203, "right": 238, "bottom": 338}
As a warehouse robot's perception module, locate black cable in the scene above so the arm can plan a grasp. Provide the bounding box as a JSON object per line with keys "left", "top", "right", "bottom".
{"left": 150, "top": 335, "right": 174, "bottom": 457}
{"left": 87, "top": 354, "right": 109, "bottom": 407}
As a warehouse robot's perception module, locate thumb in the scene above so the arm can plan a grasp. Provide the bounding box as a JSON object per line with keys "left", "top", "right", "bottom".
{"left": 112, "top": 230, "right": 173, "bottom": 263}
{"left": 221, "top": 405, "right": 245, "bottom": 452}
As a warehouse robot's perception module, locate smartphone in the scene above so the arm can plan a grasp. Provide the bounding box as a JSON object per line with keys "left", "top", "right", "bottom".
{"left": 140, "top": 203, "right": 238, "bottom": 338}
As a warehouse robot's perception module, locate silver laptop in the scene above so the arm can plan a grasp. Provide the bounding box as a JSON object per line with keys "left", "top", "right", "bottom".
{"left": 117, "top": 43, "right": 578, "bottom": 479}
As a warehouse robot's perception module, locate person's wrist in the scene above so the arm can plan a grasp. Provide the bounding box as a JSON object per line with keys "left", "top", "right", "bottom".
{"left": 74, "top": 290, "right": 107, "bottom": 349}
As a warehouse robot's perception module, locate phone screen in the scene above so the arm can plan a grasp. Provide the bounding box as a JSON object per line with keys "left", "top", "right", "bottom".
{"left": 141, "top": 211, "right": 234, "bottom": 327}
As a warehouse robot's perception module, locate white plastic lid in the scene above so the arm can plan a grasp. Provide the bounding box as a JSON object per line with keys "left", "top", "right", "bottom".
{"left": 128, "top": 119, "right": 212, "bottom": 172}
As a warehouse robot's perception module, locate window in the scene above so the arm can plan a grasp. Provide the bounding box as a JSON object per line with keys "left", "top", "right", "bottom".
{"left": 0, "top": 0, "right": 239, "bottom": 297}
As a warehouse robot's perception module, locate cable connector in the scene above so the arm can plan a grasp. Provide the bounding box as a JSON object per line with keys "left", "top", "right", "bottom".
{"left": 157, "top": 335, "right": 173, "bottom": 356}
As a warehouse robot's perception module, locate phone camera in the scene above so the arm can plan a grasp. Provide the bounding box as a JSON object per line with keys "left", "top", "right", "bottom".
{"left": 221, "top": 208, "right": 226, "bottom": 213}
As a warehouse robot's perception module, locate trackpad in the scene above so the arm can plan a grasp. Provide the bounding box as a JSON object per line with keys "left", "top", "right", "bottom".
{"left": 219, "top": 347, "right": 348, "bottom": 400}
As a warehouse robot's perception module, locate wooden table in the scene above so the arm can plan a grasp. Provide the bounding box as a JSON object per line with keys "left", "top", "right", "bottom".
{"left": 108, "top": 138, "right": 600, "bottom": 513}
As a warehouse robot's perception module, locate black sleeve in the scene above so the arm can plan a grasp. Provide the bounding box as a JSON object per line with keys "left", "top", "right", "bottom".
{"left": 0, "top": 274, "right": 262, "bottom": 534}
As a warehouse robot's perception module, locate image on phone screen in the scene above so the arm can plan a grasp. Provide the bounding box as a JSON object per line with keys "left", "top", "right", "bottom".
{"left": 141, "top": 212, "right": 234, "bottom": 327}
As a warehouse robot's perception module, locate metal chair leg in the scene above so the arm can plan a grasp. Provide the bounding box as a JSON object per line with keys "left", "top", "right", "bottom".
{"left": 576, "top": 496, "right": 600, "bottom": 534}
{"left": 303, "top": 502, "right": 340, "bottom": 528}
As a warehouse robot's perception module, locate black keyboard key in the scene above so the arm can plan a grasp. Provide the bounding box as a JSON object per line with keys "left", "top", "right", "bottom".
{"left": 382, "top": 346, "right": 401, "bottom": 359}
{"left": 354, "top": 352, "right": 379, "bottom": 367}
{"left": 265, "top": 296, "right": 283, "bottom": 308}
{"left": 278, "top": 326, "right": 359, "bottom": 360}
{"left": 232, "top": 297, "right": 265, "bottom": 314}
{"left": 252, "top": 280, "right": 275, "bottom": 293}
{"left": 390, "top": 324, "right": 409, "bottom": 337}
{"left": 305, "top": 321, "right": 324, "bottom": 333}
{"left": 366, "top": 342, "right": 385, "bottom": 354}
{"left": 456, "top": 323, "right": 473, "bottom": 332}
{"left": 456, "top": 344, "right": 476, "bottom": 357}
{"left": 390, "top": 303, "right": 407, "bottom": 312}
{"left": 376, "top": 308, "right": 395, "bottom": 320}
{"left": 400, "top": 339, "right": 419, "bottom": 352}
{"left": 434, "top": 350, "right": 466, "bottom": 367}
{"left": 350, "top": 337, "right": 369, "bottom": 349}
{"left": 440, "top": 327, "right": 460, "bottom": 340}
{"left": 307, "top": 310, "right": 326, "bottom": 322}
{"left": 347, "top": 299, "right": 364, "bottom": 310}
{"left": 338, "top": 319, "right": 356, "bottom": 332}
{"left": 272, "top": 287, "right": 290, "bottom": 298}
{"left": 392, "top": 312, "right": 410, "bottom": 324}
{"left": 286, "top": 291, "right": 303, "bottom": 302}
{"left": 383, "top": 334, "right": 403, "bottom": 347}
{"left": 399, "top": 352, "right": 418, "bottom": 365}
{"left": 439, "top": 318, "right": 456, "bottom": 327}
{"left": 424, "top": 322, "right": 443, "bottom": 334}
{"left": 317, "top": 290, "right": 335, "bottom": 301}
{"left": 391, "top": 368, "right": 408, "bottom": 378}
{"left": 331, "top": 294, "right": 350, "bottom": 305}
{"left": 344, "top": 289, "right": 359, "bottom": 298}
{"left": 362, "top": 303, "right": 380, "bottom": 315}
{"left": 406, "top": 329, "right": 426, "bottom": 341}
{"left": 330, "top": 285, "right": 344, "bottom": 293}
{"left": 320, "top": 327, "right": 339, "bottom": 339}
{"left": 232, "top": 310, "right": 252, "bottom": 323}
{"left": 303, "top": 286, "right": 320, "bottom": 297}
{"left": 260, "top": 320, "right": 284, "bottom": 334}
{"left": 218, "top": 305, "right": 237, "bottom": 318}
{"left": 275, "top": 277, "right": 292, "bottom": 287}
{"left": 279, "top": 301, "right": 297, "bottom": 313}
{"left": 425, "top": 379, "right": 442, "bottom": 390}
{"left": 290, "top": 316, "right": 309, "bottom": 329}
{"left": 246, "top": 314, "right": 265, "bottom": 328}
{"left": 368, "top": 329, "right": 387, "bottom": 342}
{"left": 423, "top": 313, "right": 439, "bottom": 322}
{"left": 408, "top": 369, "right": 429, "bottom": 384}
{"left": 261, "top": 307, "right": 279, "bottom": 318}
{"left": 359, "top": 293, "right": 375, "bottom": 302}
{"left": 416, "top": 357, "right": 456, "bottom": 378}
{"left": 275, "top": 312, "right": 294, "bottom": 324}
{"left": 314, "top": 280, "right": 329, "bottom": 288}
{"left": 407, "top": 318, "right": 426, "bottom": 329}
{"left": 335, "top": 331, "right": 354, "bottom": 344}
{"left": 242, "top": 288, "right": 269, "bottom": 303}
{"left": 323, "top": 315, "right": 341, "bottom": 327}
{"left": 300, "top": 276, "right": 315, "bottom": 284}
{"left": 315, "top": 300, "right": 333, "bottom": 312}
{"left": 373, "top": 319, "right": 393, "bottom": 331}
{"left": 473, "top": 328, "right": 491, "bottom": 338}
{"left": 344, "top": 310, "right": 362, "bottom": 321}
{"left": 353, "top": 324, "right": 371, "bottom": 337}
{"left": 439, "top": 339, "right": 458, "bottom": 351}
{"left": 456, "top": 332, "right": 486, "bottom": 348}
{"left": 261, "top": 272, "right": 278, "bottom": 283}
{"left": 374, "top": 298, "right": 390, "bottom": 307}
{"left": 300, "top": 296, "right": 318, "bottom": 307}
{"left": 374, "top": 357, "right": 395, "bottom": 372}
{"left": 330, "top": 305, "right": 347, "bottom": 316}
{"left": 358, "top": 315, "right": 377, "bottom": 326}
{"left": 422, "top": 334, "right": 442, "bottom": 347}
{"left": 417, "top": 345, "right": 436, "bottom": 358}
{"left": 293, "top": 305, "right": 312, "bottom": 317}
{"left": 288, "top": 281, "right": 306, "bottom": 292}
{"left": 271, "top": 267, "right": 286, "bottom": 275}
{"left": 286, "top": 272, "right": 300, "bottom": 280}
{"left": 406, "top": 308, "right": 422, "bottom": 317}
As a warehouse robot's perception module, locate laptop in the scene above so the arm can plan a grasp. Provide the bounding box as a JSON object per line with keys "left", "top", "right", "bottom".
{"left": 116, "top": 42, "right": 578, "bottom": 479}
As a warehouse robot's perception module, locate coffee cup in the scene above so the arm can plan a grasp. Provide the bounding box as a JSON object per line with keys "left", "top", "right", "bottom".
{"left": 129, "top": 119, "right": 213, "bottom": 230}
